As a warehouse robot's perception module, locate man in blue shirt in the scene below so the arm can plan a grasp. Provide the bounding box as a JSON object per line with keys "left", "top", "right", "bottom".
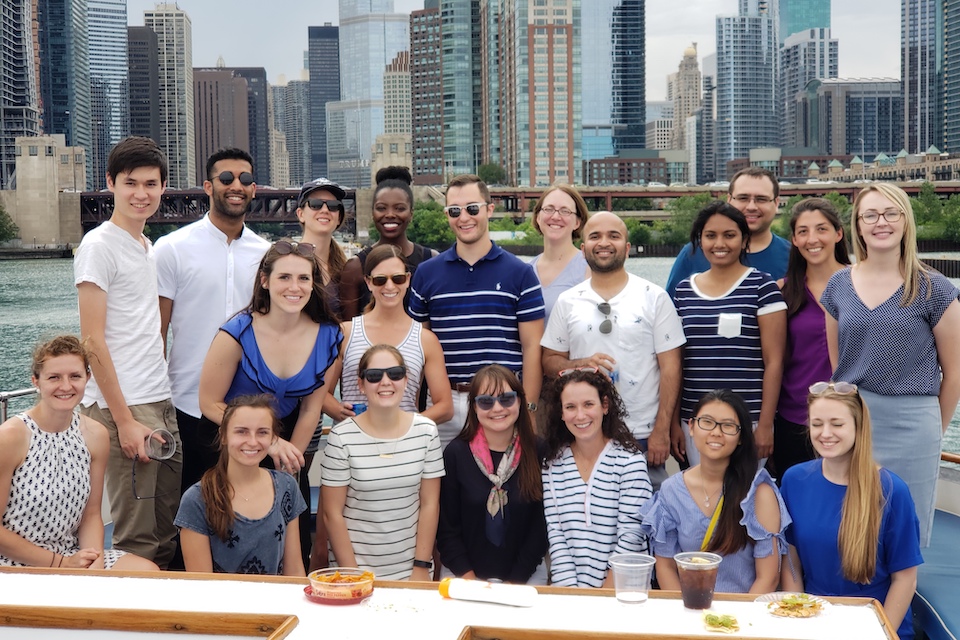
{"left": 409, "top": 174, "right": 545, "bottom": 448}
{"left": 665, "top": 167, "right": 790, "bottom": 297}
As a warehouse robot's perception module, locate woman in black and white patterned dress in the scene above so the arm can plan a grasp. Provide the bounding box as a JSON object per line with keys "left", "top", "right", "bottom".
{"left": 0, "top": 336, "right": 156, "bottom": 571}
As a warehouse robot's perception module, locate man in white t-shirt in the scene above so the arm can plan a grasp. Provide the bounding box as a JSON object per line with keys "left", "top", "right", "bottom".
{"left": 542, "top": 212, "right": 685, "bottom": 489}
{"left": 155, "top": 148, "right": 270, "bottom": 493}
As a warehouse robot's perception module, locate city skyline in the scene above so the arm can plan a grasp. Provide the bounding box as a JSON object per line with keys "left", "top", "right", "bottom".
{"left": 126, "top": 0, "right": 902, "bottom": 103}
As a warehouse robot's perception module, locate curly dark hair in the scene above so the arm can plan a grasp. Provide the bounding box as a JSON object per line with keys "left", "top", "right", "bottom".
{"left": 542, "top": 369, "right": 640, "bottom": 464}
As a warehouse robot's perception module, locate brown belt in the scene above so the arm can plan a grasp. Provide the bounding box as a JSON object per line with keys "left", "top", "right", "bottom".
{"left": 450, "top": 381, "right": 471, "bottom": 392}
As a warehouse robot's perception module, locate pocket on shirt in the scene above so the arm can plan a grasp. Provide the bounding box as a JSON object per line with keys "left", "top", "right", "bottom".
{"left": 717, "top": 313, "right": 742, "bottom": 339}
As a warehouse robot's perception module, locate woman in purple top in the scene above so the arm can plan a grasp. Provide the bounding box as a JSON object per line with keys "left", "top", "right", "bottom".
{"left": 774, "top": 198, "right": 850, "bottom": 479}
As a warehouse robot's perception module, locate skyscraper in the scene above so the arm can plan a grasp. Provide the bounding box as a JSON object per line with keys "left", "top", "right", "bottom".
{"left": 37, "top": 0, "right": 91, "bottom": 188}
{"left": 383, "top": 51, "right": 410, "bottom": 136}
{"left": 326, "top": 0, "right": 408, "bottom": 188}
{"left": 715, "top": 0, "right": 779, "bottom": 174}
{"left": 307, "top": 25, "right": 339, "bottom": 180}
{"left": 144, "top": 2, "right": 194, "bottom": 188}
{"left": 231, "top": 68, "right": 270, "bottom": 185}
{"left": 0, "top": 0, "right": 41, "bottom": 188}
{"left": 807, "top": 78, "right": 904, "bottom": 156}
{"left": 902, "top": 0, "right": 944, "bottom": 153}
{"left": 127, "top": 25, "right": 160, "bottom": 143}
{"left": 781, "top": 27, "right": 837, "bottom": 147}
{"left": 284, "top": 74, "right": 311, "bottom": 187}
{"left": 671, "top": 44, "right": 702, "bottom": 151}
{"left": 87, "top": 0, "right": 128, "bottom": 190}
{"left": 410, "top": 1, "right": 442, "bottom": 183}
{"left": 440, "top": 0, "right": 482, "bottom": 177}
{"left": 943, "top": 0, "right": 960, "bottom": 151}
{"left": 193, "top": 67, "right": 250, "bottom": 185}
{"left": 779, "top": 0, "right": 830, "bottom": 43}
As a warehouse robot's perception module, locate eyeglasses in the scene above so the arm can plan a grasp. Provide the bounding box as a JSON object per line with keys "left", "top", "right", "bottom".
{"left": 730, "top": 194, "right": 774, "bottom": 205}
{"left": 597, "top": 302, "right": 613, "bottom": 334}
{"left": 131, "top": 456, "right": 177, "bottom": 500}
{"left": 858, "top": 209, "right": 903, "bottom": 225}
{"left": 474, "top": 391, "right": 519, "bottom": 410}
{"left": 444, "top": 202, "right": 486, "bottom": 218}
{"left": 368, "top": 273, "right": 409, "bottom": 286}
{"left": 541, "top": 206, "right": 576, "bottom": 218}
{"left": 304, "top": 198, "right": 344, "bottom": 212}
{"left": 691, "top": 416, "right": 741, "bottom": 436}
{"left": 274, "top": 240, "right": 315, "bottom": 257}
{"left": 360, "top": 365, "right": 407, "bottom": 383}
{"left": 809, "top": 381, "right": 859, "bottom": 395}
{"left": 559, "top": 366, "right": 600, "bottom": 377}
{"left": 216, "top": 171, "right": 255, "bottom": 187}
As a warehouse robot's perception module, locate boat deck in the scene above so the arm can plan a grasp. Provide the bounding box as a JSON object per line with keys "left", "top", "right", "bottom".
{"left": 915, "top": 509, "right": 960, "bottom": 640}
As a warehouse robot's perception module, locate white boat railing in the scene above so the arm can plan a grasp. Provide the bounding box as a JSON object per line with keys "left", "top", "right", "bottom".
{"left": 0, "top": 388, "right": 36, "bottom": 422}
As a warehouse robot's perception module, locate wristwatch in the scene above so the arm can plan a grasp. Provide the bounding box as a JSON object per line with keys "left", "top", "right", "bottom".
{"left": 527, "top": 402, "right": 538, "bottom": 412}
{"left": 413, "top": 559, "right": 434, "bottom": 570}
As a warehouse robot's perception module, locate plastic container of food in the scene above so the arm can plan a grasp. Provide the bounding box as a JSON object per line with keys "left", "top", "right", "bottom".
{"left": 306, "top": 568, "right": 375, "bottom": 605}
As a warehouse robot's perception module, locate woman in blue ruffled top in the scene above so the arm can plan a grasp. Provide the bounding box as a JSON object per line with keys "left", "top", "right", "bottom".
{"left": 640, "top": 389, "right": 789, "bottom": 593}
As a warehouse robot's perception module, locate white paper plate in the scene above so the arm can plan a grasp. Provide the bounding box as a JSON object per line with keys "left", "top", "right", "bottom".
{"left": 755, "top": 592, "right": 830, "bottom": 617}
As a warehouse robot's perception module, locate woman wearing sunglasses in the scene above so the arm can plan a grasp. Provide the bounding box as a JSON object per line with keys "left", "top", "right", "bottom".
{"left": 437, "top": 365, "right": 547, "bottom": 584}
{"left": 781, "top": 382, "right": 922, "bottom": 640}
{"left": 541, "top": 369, "right": 650, "bottom": 588}
{"left": 198, "top": 239, "right": 341, "bottom": 563}
{"left": 820, "top": 183, "right": 960, "bottom": 547}
{"left": 672, "top": 201, "right": 786, "bottom": 466}
{"left": 339, "top": 167, "right": 438, "bottom": 319}
{"left": 639, "top": 389, "right": 788, "bottom": 594}
{"left": 321, "top": 344, "right": 444, "bottom": 580}
{"left": 296, "top": 177, "right": 350, "bottom": 318}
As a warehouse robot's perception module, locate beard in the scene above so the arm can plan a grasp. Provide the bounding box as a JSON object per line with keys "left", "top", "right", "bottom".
{"left": 585, "top": 250, "right": 626, "bottom": 273}
{"left": 212, "top": 189, "right": 251, "bottom": 219}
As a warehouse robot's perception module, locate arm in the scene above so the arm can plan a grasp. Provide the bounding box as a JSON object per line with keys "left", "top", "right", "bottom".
{"left": 649, "top": 347, "right": 682, "bottom": 467}
{"left": 614, "top": 455, "right": 652, "bottom": 557}
{"left": 655, "top": 556, "right": 681, "bottom": 590}
{"left": 271, "top": 380, "right": 329, "bottom": 473}
{"left": 179, "top": 528, "right": 214, "bottom": 573}
{"left": 75, "top": 415, "right": 110, "bottom": 570}
{"left": 883, "top": 566, "right": 919, "bottom": 633}
{"left": 541, "top": 347, "right": 617, "bottom": 378}
{"left": 518, "top": 319, "right": 544, "bottom": 403}
{"left": 281, "top": 518, "right": 306, "bottom": 576}
{"left": 780, "top": 544, "right": 804, "bottom": 592}
{"left": 321, "top": 484, "right": 358, "bottom": 568}
{"left": 436, "top": 448, "right": 472, "bottom": 576}
{"left": 419, "top": 329, "right": 453, "bottom": 424}
{"left": 670, "top": 379, "right": 686, "bottom": 463}
{"left": 748, "top": 482, "right": 783, "bottom": 594}
{"left": 197, "top": 331, "right": 243, "bottom": 426}
{"left": 338, "top": 257, "right": 364, "bottom": 321}
{"left": 77, "top": 282, "right": 152, "bottom": 461}
{"left": 934, "top": 300, "right": 960, "bottom": 432}
{"left": 756, "top": 309, "right": 786, "bottom": 459}
{"left": 542, "top": 465, "right": 578, "bottom": 587}
{"left": 411, "top": 477, "right": 441, "bottom": 581}
{"left": 825, "top": 314, "right": 839, "bottom": 371}
{"left": 321, "top": 355, "right": 354, "bottom": 423}
{"left": 159, "top": 296, "right": 173, "bottom": 355}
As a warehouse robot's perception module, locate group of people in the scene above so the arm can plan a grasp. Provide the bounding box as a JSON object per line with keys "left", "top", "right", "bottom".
{"left": 0, "top": 137, "right": 954, "bottom": 640}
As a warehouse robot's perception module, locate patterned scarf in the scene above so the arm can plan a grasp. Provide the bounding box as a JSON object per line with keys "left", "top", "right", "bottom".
{"left": 469, "top": 427, "right": 522, "bottom": 547}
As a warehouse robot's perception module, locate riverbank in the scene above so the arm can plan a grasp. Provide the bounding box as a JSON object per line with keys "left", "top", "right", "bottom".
{"left": 0, "top": 247, "right": 72, "bottom": 260}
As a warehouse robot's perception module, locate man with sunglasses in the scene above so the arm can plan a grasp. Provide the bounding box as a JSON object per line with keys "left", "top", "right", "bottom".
{"left": 542, "top": 212, "right": 685, "bottom": 489}
{"left": 409, "top": 174, "right": 545, "bottom": 448}
{"left": 155, "top": 148, "right": 270, "bottom": 494}
{"left": 665, "top": 167, "right": 790, "bottom": 297}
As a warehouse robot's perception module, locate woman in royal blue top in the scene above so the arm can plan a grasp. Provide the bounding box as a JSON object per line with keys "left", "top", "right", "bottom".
{"left": 781, "top": 381, "right": 922, "bottom": 640}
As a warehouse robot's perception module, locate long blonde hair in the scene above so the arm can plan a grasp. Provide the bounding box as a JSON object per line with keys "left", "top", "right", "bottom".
{"left": 807, "top": 387, "right": 884, "bottom": 583}
{"left": 851, "top": 182, "right": 931, "bottom": 306}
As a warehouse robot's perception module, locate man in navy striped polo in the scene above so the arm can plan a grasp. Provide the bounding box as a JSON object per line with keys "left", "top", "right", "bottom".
{"left": 409, "top": 174, "right": 545, "bottom": 448}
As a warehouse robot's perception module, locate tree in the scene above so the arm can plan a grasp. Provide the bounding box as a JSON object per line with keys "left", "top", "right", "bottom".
{"left": 0, "top": 204, "right": 18, "bottom": 242}
{"left": 407, "top": 200, "right": 455, "bottom": 248}
{"left": 624, "top": 218, "right": 652, "bottom": 246}
{"left": 943, "top": 196, "right": 960, "bottom": 243}
{"left": 656, "top": 192, "right": 713, "bottom": 246}
{"left": 911, "top": 181, "right": 943, "bottom": 226}
{"left": 477, "top": 163, "right": 507, "bottom": 185}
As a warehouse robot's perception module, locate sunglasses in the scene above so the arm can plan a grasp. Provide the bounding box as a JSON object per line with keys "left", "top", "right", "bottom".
{"left": 597, "top": 302, "right": 613, "bottom": 334}
{"left": 809, "top": 381, "right": 858, "bottom": 395}
{"left": 444, "top": 202, "right": 486, "bottom": 218}
{"left": 474, "top": 391, "right": 519, "bottom": 411}
{"left": 368, "top": 273, "right": 409, "bottom": 286}
{"left": 559, "top": 366, "right": 600, "bottom": 377}
{"left": 216, "top": 171, "right": 254, "bottom": 186}
{"left": 274, "top": 240, "right": 315, "bottom": 258}
{"left": 304, "top": 198, "right": 344, "bottom": 212}
{"left": 131, "top": 456, "right": 178, "bottom": 500}
{"left": 360, "top": 365, "right": 407, "bottom": 383}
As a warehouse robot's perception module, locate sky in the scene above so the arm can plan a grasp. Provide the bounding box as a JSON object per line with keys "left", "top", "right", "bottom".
{"left": 127, "top": 0, "right": 902, "bottom": 101}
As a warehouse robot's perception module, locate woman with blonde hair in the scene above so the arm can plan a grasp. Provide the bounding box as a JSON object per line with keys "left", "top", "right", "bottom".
{"left": 781, "top": 382, "right": 922, "bottom": 640}
{"left": 821, "top": 182, "right": 960, "bottom": 546}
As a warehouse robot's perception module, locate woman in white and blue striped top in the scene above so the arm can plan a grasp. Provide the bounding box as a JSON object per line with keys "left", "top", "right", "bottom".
{"left": 541, "top": 369, "right": 651, "bottom": 588}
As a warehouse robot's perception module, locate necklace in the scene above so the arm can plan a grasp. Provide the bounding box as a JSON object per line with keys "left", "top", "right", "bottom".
{"left": 233, "top": 488, "right": 250, "bottom": 502}
{"left": 699, "top": 469, "right": 723, "bottom": 508}
{"left": 374, "top": 417, "right": 405, "bottom": 459}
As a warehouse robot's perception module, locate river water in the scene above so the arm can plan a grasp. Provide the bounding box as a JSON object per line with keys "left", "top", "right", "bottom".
{"left": 2, "top": 256, "right": 959, "bottom": 459}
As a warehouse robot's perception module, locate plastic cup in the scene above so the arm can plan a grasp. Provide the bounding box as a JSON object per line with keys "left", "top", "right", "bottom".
{"left": 609, "top": 553, "right": 656, "bottom": 604}
{"left": 144, "top": 428, "right": 176, "bottom": 461}
{"left": 674, "top": 552, "right": 722, "bottom": 609}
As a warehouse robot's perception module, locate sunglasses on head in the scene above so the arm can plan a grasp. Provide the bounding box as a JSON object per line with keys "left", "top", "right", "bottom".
{"left": 304, "top": 198, "right": 344, "bottom": 212}
{"left": 558, "top": 366, "right": 601, "bottom": 377}
{"left": 368, "top": 273, "right": 409, "bottom": 286}
{"left": 474, "top": 391, "right": 518, "bottom": 411}
{"left": 216, "top": 171, "right": 254, "bottom": 186}
{"left": 274, "top": 240, "right": 315, "bottom": 258}
{"left": 444, "top": 202, "right": 486, "bottom": 218}
{"left": 809, "top": 381, "right": 858, "bottom": 395}
{"left": 360, "top": 365, "right": 407, "bottom": 383}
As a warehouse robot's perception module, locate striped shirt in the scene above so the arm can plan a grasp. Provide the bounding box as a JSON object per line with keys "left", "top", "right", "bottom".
{"left": 320, "top": 414, "right": 445, "bottom": 580}
{"left": 542, "top": 441, "right": 651, "bottom": 588}
{"left": 674, "top": 268, "right": 786, "bottom": 422}
{"left": 409, "top": 243, "right": 545, "bottom": 384}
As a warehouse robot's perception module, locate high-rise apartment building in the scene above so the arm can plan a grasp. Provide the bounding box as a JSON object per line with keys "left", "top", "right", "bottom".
{"left": 804, "top": 78, "right": 904, "bottom": 157}
{"left": 410, "top": 1, "right": 442, "bottom": 183}
{"left": 37, "top": 0, "right": 91, "bottom": 188}
{"left": 87, "top": 0, "right": 128, "bottom": 190}
{"left": 716, "top": 0, "right": 779, "bottom": 174}
{"left": 779, "top": 0, "right": 830, "bottom": 43}
{"left": 781, "top": 27, "right": 837, "bottom": 147}
{"left": 307, "top": 24, "right": 339, "bottom": 179}
{"left": 943, "top": 1, "right": 960, "bottom": 151}
{"left": 230, "top": 68, "right": 270, "bottom": 186}
{"left": 383, "top": 51, "right": 410, "bottom": 135}
{"left": 0, "top": 0, "right": 42, "bottom": 188}
{"left": 144, "top": 2, "right": 194, "bottom": 188}
{"left": 670, "top": 44, "right": 702, "bottom": 151}
{"left": 440, "top": 0, "right": 482, "bottom": 177}
{"left": 193, "top": 67, "right": 250, "bottom": 185}
{"left": 326, "top": 0, "right": 408, "bottom": 188}
{"left": 127, "top": 25, "right": 160, "bottom": 143}
{"left": 902, "top": 0, "right": 944, "bottom": 153}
